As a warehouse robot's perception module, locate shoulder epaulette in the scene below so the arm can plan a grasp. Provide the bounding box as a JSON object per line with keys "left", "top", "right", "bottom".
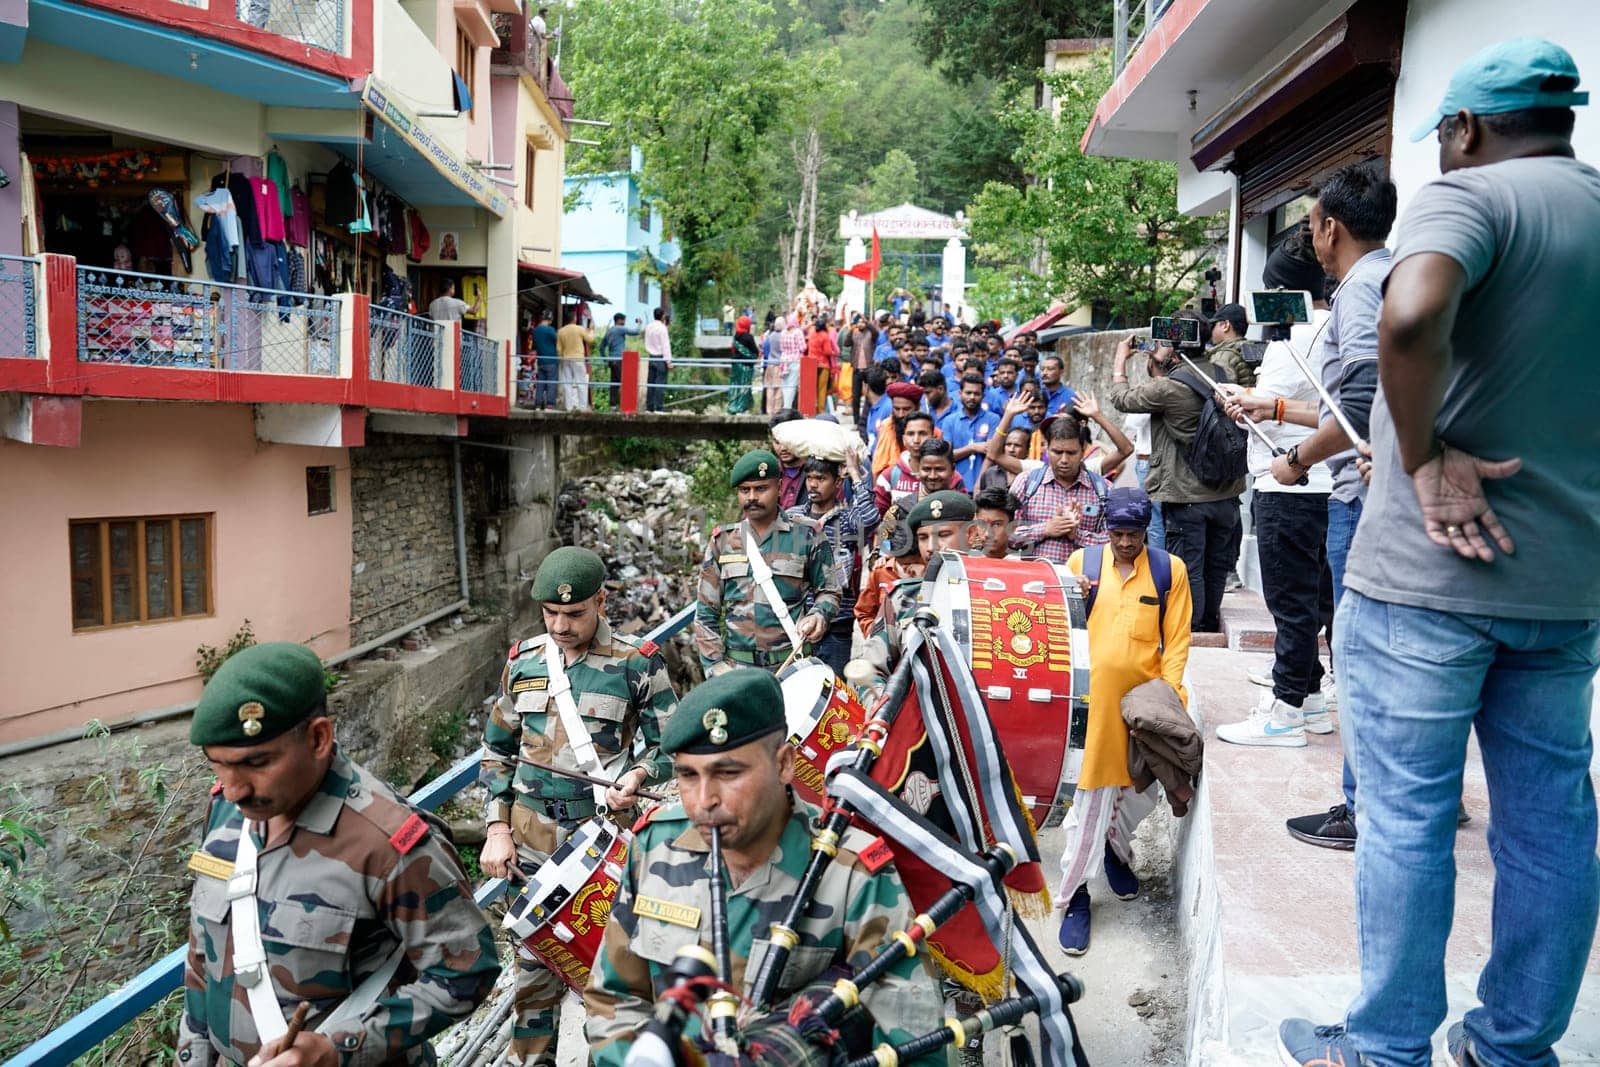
{"left": 509, "top": 637, "right": 544, "bottom": 662}
{"left": 632, "top": 801, "right": 667, "bottom": 833}
{"left": 389, "top": 812, "right": 431, "bottom": 855}
{"left": 210, "top": 780, "right": 224, "bottom": 796}
{"left": 639, "top": 639, "right": 661, "bottom": 658}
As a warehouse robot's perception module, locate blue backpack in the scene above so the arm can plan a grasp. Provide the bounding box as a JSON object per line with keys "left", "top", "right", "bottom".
{"left": 1083, "top": 543, "right": 1173, "bottom": 648}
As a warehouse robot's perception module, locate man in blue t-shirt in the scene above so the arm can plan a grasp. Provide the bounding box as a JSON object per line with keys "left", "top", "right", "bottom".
{"left": 531, "top": 310, "right": 559, "bottom": 409}
{"left": 940, "top": 373, "right": 1001, "bottom": 489}
{"left": 1038, "top": 353, "right": 1076, "bottom": 414}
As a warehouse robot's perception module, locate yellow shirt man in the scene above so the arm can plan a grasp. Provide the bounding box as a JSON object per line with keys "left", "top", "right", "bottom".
{"left": 1055, "top": 487, "right": 1191, "bottom": 955}
{"left": 557, "top": 321, "right": 595, "bottom": 360}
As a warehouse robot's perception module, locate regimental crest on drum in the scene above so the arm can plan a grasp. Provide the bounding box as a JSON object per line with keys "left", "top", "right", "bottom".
{"left": 899, "top": 770, "right": 941, "bottom": 815}
{"left": 568, "top": 876, "right": 618, "bottom": 937}
{"left": 971, "top": 595, "right": 1072, "bottom": 675}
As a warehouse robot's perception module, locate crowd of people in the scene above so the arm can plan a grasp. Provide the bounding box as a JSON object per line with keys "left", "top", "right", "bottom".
{"left": 168, "top": 37, "right": 1597, "bottom": 1067}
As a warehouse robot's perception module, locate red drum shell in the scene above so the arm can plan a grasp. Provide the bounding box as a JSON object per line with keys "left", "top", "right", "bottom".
{"left": 777, "top": 658, "right": 869, "bottom": 806}
{"left": 502, "top": 817, "right": 630, "bottom": 994}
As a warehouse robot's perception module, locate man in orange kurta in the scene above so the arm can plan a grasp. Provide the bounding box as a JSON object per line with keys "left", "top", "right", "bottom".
{"left": 1057, "top": 487, "right": 1192, "bottom": 954}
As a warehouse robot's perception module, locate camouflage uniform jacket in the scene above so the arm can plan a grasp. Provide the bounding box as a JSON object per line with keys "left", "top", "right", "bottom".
{"left": 694, "top": 513, "right": 842, "bottom": 673}
{"left": 482, "top": 620, "right": 677, "bottom": 855}
{"left": 177, "top": 748, "right": 499, "bottom": 1066}
{"left": 860, "top": 576, "right": 925, "bottom": 693}
{"left": 583, "top": 800, "right": 944, "bottom": 1067}
{"left": 1209, "top": 337, "right": 1256, "bottom": 388}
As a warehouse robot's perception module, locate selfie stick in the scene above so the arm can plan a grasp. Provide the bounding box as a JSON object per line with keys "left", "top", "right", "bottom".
{"left": 1272, "top": 336, "right": 1370, "bottom": 453}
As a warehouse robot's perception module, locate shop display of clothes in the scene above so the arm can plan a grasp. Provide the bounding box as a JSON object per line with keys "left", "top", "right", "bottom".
{"left": 288, "top": 183, "right": 311, "bottom": 246}
{"left": 194, "top": 185, "right": 242, "bottom": 282}
{"left": 324, "top": 160, "right": 358, "bottom": 227}
{"left": 266, "top": 149, "right": 293, "bottom": 217}
{"left": 249, "top": 176, "right": 287, "bottom": 242}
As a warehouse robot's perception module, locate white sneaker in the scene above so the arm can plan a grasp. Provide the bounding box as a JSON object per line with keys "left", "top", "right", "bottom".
{"left": 1216, "top": 694, "right": 1307, "bottom": 748}
{"left": 1301, "top": 690, "right": 1334, "bottom": 735}
{"left": 1321, "top": 677, "right": 1338, "bottom": 712}
{"left": 1248, "top": 666, "right": 1273, "bottom": 687}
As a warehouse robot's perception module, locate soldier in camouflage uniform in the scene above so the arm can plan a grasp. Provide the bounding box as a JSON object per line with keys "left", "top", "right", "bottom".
{"left": 695, "top": 449, "right": 843, "bottom": 676}
{"left": 480, "top": 547, "right": 677, "bottom": 1066}
{"left": 178, "top": 642, "right": 499, "bottom": 1066}
{"left": 855, "top": 491, "right": 978, "bottom": 698}
{"left": 583, "top": 669, "right": 944, "bottom": 1066}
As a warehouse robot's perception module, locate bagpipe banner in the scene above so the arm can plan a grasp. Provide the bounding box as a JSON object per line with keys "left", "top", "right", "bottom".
{"left": 836, "top": 624, "right": 1050, "bottom": 1000}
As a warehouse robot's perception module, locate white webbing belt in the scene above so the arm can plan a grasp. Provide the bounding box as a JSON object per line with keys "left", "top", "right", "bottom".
{"left": 543, "top": 636, "right": 613, "bottom": 809}
{"left": 228, "top": 823, "right": 411, "bottom": 1045}
{"left": 743, "top": 522, "right": 804, "bottom": 650}
{"left": 229, "top": 823, "right": 289, "bottom": 1043}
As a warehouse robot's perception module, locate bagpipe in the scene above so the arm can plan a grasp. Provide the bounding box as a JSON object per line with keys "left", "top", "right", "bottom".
{"left": 627, "top": 573, "right": 1093, "bottom": 1067}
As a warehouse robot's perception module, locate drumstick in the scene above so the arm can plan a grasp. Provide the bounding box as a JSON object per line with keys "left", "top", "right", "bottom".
{"left": 282, "top": 1002, "right": 310, "bottom": 1048}
{"left": 521, "top": 759, "right": 667, "bottom": 801}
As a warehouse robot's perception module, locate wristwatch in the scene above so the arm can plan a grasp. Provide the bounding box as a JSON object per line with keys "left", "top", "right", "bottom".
{"left": 1286, "top": 444, "right": 1308, "bottom": 470}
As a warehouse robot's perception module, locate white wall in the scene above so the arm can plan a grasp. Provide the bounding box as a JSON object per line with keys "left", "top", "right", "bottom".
{"left": 1389, "top": 0, "right": 1600, "bottom": 213}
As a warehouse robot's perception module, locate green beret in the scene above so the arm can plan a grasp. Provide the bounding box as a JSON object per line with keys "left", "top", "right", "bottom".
{"left": 907, "top": 490, "right": 976, "bottom": 531}
{"left": 729, "top": 449, "right": 782, "bottom": 488}
{"left": 532, "top": 546, "right": 606, "bottom": 605}
{"left": 191, "top": 642, "right": 326, "bottom": 747}
{"left": 663, "top": 669, "right": 787, "bottom": 755}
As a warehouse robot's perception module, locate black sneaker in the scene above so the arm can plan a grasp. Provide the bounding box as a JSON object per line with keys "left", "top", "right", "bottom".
{"left": 1286, "top": 804, "right": 1357, "bottom": 850}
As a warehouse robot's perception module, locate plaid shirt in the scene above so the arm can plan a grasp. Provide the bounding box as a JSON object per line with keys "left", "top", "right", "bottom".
{"left": 779, "top": 327, "right": 807, "bottom": 365}
{"left": 1010, "top": 464, "right": 1109, "bottom": 563}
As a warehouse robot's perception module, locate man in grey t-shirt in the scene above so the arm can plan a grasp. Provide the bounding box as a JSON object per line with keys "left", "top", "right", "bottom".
{"left": 1278, "top": 39, "right": 1600, "bottom": 1067}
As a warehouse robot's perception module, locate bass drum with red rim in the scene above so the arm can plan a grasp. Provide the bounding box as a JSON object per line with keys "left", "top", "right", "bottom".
{"left": 920, "top": 552, "right": 1089, "bottom": 827}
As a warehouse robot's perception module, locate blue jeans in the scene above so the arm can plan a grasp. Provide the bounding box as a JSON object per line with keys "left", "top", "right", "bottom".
{"left": 1337, "top": 589, "right": 1600, "bottom": 1067}
{"left": 1327, "top": 496, "right": 1363, "bottom": 810}
{"left": 1136, "top": 457, "right": 1165, "bottom": 550}
{"left": 534, "top": 355, "right": 558, "bottom": 408}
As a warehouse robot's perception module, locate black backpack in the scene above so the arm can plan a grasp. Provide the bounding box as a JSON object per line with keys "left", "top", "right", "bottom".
{"left": 1170, "top": 365, "right": 1248, "bottom": 489}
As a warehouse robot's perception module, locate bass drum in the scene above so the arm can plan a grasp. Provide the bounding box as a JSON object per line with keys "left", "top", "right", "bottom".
{"left": 502, "top": 817, "right": 629, "bottom": 994}
{"left": 921, "top": 552, "right": 1089, "bottom": 827}
{"left": 776, "top": 658, "right": 868, "bottom": 806}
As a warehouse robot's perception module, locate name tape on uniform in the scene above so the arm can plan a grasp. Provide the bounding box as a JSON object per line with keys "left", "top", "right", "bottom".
{"left": 187, "top": 850, "right": 235, "bottom": 881}
{"left": 511, "top": 677, "right": 550, "bottom": 694}
{"left": 633, "top": 895, "right": 702, "bottom": 930}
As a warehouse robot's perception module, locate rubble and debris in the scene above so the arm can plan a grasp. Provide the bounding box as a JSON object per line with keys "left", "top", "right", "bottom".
{"left": 556, "top": 467, "right": 718, "bottom": 692}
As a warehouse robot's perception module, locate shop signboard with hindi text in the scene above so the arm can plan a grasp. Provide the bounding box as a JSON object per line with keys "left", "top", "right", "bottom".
{"left": 361, "top": 80, "right": 512, "bottom": 217}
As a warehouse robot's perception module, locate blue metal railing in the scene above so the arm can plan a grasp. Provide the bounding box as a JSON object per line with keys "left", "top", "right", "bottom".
{"left": 77, "top": 267, "right": 340, "bottom": 374}
{"left": 460, "top": 331, "right": 501, "bottom": 395}
{"left": 4, "top": 604, "right": 696, "bottom": 1067}
{"left": 0, "top": 254, "right": 38, "bottom": 360}
{"left": 370, "top": 306, "right": 446, "bottom": 389}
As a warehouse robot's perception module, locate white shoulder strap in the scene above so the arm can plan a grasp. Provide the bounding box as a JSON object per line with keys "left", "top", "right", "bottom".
{"left": 742, "top": 521, "right": 805, "bottom": 649}
{"left": 229, "top": 823, "right": 289, "bottom": 1043}
{"left": 542, "top": 636, "right": 612, "bottom": 808}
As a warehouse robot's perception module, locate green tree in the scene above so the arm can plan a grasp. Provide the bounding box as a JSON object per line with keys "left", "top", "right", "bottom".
{"left": 966, "top": 57, "right": 1218, "bottom": 325}
{"left": 912, "top": 0, "right": 1115, "bottom": 84}
{"left": 559, "top": 0, "right": 809, "bottom": 329}
{"left": 862, "top": 148, "right": 921, "bottom": 210}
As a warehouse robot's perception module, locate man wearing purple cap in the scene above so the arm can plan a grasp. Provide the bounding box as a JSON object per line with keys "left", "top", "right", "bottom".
{"left": 1055, "top": 487, "right": 1192, "bottom": 955}
{"left": 1278, "top": 38, "right": 1600, "bottom": 1067}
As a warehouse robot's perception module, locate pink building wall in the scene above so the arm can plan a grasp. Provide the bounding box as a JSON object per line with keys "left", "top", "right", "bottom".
{"left": 0, "top": 402, "right": 353, "bottom": 744}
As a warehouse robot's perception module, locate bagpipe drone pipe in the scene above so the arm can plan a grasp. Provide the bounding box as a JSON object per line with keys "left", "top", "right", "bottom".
{"left": 626, "top": 612, "right": 1090, "bottom": 1067}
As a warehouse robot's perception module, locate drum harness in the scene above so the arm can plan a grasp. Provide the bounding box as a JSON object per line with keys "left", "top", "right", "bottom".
{"left": 229, "top": 823, "right": 405, "bottom": 1044}
{"left": 742, "top": 520, "right": 806, "bottom": 659}
{"left": 541, "top": 634, "right": 621, "bottom": 813}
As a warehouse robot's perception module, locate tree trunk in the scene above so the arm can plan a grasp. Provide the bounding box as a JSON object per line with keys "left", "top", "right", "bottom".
{"left": 801, "top": 127, "right": 823, "bottom": 289}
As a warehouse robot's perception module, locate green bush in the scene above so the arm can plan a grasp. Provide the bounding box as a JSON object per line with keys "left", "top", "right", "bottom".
{"left": 195, "top": 620, "right": 256, "bottom": 682}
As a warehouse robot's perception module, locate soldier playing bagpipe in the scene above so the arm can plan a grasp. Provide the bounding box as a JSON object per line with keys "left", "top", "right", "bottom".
{"left": 583, "top": 669, "right": 946, "bottom": 1066}
{"left": 481, "top": 546, "right": 679, "bottom": 1066}
{"left": 178, "top": 643, "right": 500, "bottom": 1066}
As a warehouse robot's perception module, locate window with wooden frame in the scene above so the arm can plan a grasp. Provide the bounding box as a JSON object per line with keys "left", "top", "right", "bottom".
{"left": 70, "top": 515, "right": 213, "bottom": 631}
{"left": 524, "top": 143, "right": 537, "bottom": 210}
{"left": 306, "top": 466, "right": 335, "bottom": 515}
{"left": 456, "top": 29, "right": 477, "bottom": 119}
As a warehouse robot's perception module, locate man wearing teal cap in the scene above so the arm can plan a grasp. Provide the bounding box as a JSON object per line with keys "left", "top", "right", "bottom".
{"left": 1279, "top": 38, "right": 1600, "bottom": 1067}
{"left": 583, "top": 669, "right": 942, "bottom": 1065}
{"left": 178, "top": 643, "right": 499, "bottom": 1066}
{"left": 480, "top": 546, "right": 678, "bottom": 1065}
{"left": 694, "top": 448, "right": 843, "bottom": 675}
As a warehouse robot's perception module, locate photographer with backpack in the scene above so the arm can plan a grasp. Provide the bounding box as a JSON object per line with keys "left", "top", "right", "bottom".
{"left": 1110, "top": 319, "right": 1248, "bottom": 633}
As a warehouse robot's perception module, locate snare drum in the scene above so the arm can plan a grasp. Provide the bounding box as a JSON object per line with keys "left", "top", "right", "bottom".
{"left": 777, "top": 658, "right": 868, "bottom": 805}
{"left": 502, "top": 817, "right": 630, "bottom": 993}
{"left": 920, "top": 552, "right": 1090, "bottom": 827}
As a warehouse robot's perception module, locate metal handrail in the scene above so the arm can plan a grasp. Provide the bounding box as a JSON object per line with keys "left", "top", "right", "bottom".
{"left": 3, "top": 604, "right": 696, "bottom": 1067}
{"left": 460, "top": 331, "right": 502, "bottom": 395}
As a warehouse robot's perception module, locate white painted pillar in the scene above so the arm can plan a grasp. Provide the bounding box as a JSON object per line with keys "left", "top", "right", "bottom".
{"left": 941, "top": 238, "right": 966, "bottom": 323}
{"left": 839, "top": 236, "right": 866, "bottom": 323}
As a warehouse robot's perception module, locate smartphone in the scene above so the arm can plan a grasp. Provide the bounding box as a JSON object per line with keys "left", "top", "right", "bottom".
{"left": 1149, "top": 316, "right": 1201, "bottom": 347}
{"left": 1248, "top": 290, "right": 1313, "bottom": 325}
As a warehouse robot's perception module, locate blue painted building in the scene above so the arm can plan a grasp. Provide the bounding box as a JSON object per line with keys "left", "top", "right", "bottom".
{"left": 562, "top": 146, "right": 679, "bottom": 329}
